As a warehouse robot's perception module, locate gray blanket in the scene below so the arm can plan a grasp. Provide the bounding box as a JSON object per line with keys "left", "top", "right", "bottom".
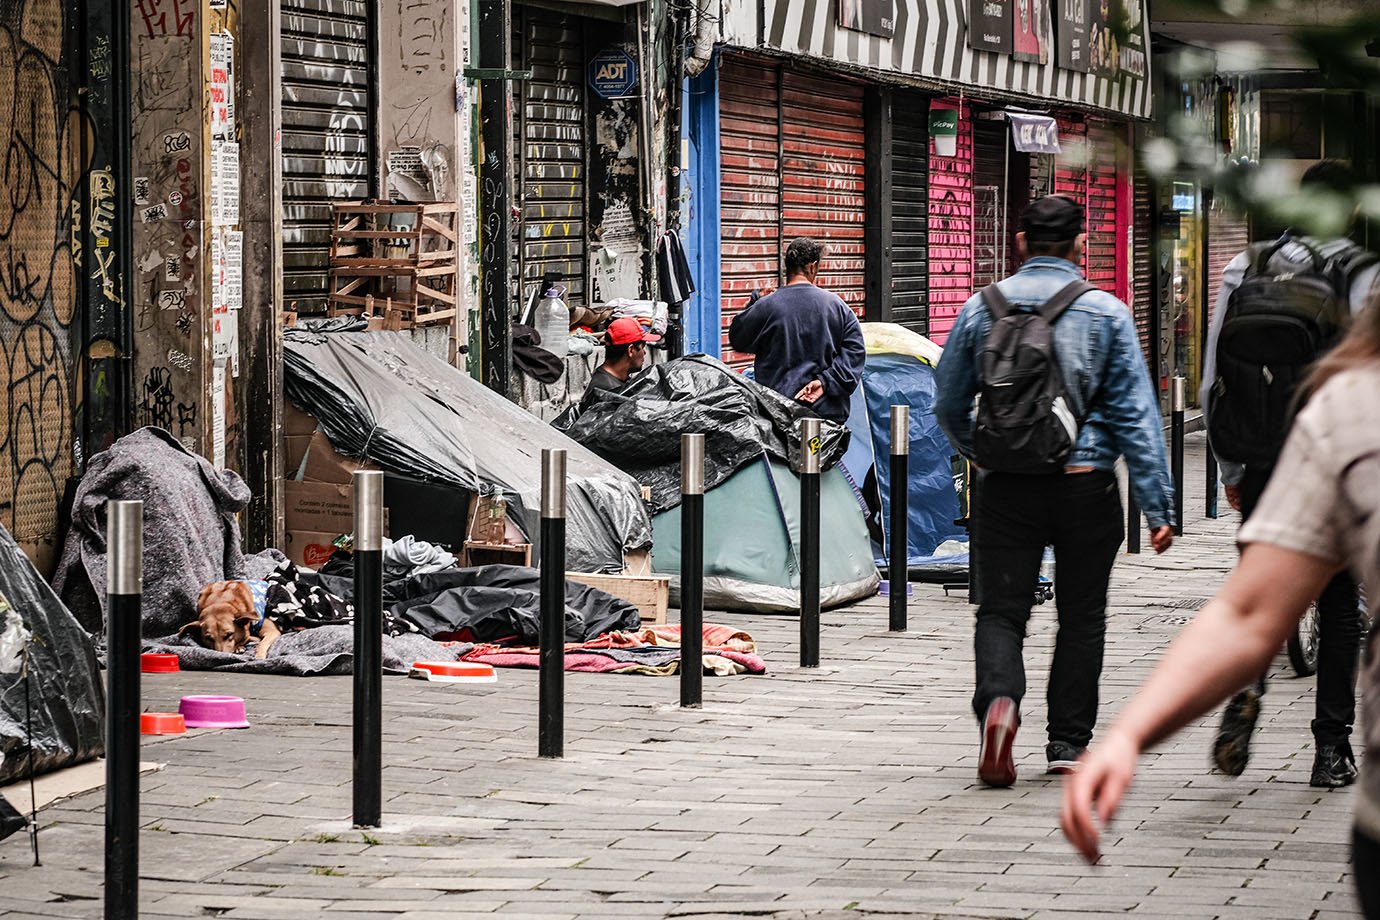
{"left": 142, "top": 627, "right": 466, "bottom": 676}
{"left": 52, "top": 427, "right": 281, "bottom": 638}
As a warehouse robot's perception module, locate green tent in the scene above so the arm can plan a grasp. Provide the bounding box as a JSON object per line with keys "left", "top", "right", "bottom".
{"left": 651, "top": 456, "right": 880, "bottom": 613}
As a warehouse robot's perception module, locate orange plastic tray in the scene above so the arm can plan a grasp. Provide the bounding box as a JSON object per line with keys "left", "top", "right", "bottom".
{"left": 141, "top": 653, "right": 181, "bottom": 673}
{"left": 408, "top": 661, "right": 497, "bottom": 684}
{"left": 140, "top": 712, "right": 186, "bottom": 735}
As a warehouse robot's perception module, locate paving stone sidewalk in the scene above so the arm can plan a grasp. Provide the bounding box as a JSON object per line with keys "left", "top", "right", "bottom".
{"left": 0, "top": 433, "right": 1362, "bottom": 919}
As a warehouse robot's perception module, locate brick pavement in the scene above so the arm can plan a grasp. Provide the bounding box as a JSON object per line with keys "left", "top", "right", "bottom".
{"left": 0, "top": 433, "right": 1361, "bottom": 919}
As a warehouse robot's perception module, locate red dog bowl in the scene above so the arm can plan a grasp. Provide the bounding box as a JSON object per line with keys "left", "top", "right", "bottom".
{"left": 140, "top": 712, "right": 186, "bottom": 735}
{"left": 178, "top": 695, "right": 251, "bottom": 729}
{"left": 141, "top": 653, "right": 181, "bottom": 673}
{"left": 409, "top": 661, "right": 497, "bottom": 684}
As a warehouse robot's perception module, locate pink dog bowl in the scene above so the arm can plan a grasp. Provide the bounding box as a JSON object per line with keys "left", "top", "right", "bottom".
{"left": 178, "top": 695, "right": 250, "bottom": 729}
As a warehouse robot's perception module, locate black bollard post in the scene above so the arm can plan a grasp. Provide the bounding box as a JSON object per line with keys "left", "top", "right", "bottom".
{"left": 889, "top": 405, "right": 909, "bottom": 633}
{"left": 1126, "top": 490, "right": 1141, "bottom": 554}
{"left": 352, "top": 470, "right": 384, "bottom": 828}
{"left": 680, "top": 434, "right": 705, "bottom": 708}
{"left": 1171, "top": 375, "right": 1185, "bottom": 537}
{"left": 539, "top": 448, "right": 566, "bottom": 758}
{"left": 106, "top": 500, "right": 142, "bottom": 920}
{"left": 1205, "top": 446, "right": 1219, "bottom": 520}
{"left": 799, "top": 418, "right": 821, "bottom": 668}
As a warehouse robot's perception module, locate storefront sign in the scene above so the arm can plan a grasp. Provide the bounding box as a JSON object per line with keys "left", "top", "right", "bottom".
{"left": 588, "top": 48, "right": 637, "bottom": 99}
{"left": 1011, "top": 0, "right": 1045, "bottom": 63}
{"left": 930, "top": 108, "right": 960, "bottom": 157}
{"left": 1008, "top": 113, "right": 1059, "bottom": 153}
{"left": 1056, "top": 0, "right": 1089, "bottom": 72}
{"left": 1088, "top": 0, "right": 1119, "bottom": 77}
{"left": 838, "top": 0, "right": 895, "bottom": 39}
{"left": 968, "top": 0, "right": 1013, "bottom": 53}
{"left": 1118, "top": 0, "right": 1147, "bottom": 77}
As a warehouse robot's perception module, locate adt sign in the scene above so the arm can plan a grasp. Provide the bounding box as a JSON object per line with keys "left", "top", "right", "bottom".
{"left": 588, "top": 48, "right": 637, "bottom": 99}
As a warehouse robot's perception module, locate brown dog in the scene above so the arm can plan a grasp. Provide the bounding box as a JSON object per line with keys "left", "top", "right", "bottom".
{"left": 180, "top": 581, "right": 282, "bottom": 659}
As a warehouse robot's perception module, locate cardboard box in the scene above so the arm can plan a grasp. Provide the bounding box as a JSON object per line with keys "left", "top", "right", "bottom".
{"left": 566, "top": 571, "right": 670, "bottom": 625}
{"left": 284, "top": 480, "right": 354, "bottom": 534}
{"left": 303, "top": 430, "right": 378, "bottom": 484}
{"left": 284, "top": 530, "right": 345, "bottom": 568}
{"left": 466, "top": 492, "right": 517, "bottom": 545}
{"left": 283, "top": 401, "right": 319, "bottom": 437}
{"left": 284, "top": 435, "right": 312, "bottom": 477}
{"left": 462, "top": 541, "right": 532, "bottom": 568}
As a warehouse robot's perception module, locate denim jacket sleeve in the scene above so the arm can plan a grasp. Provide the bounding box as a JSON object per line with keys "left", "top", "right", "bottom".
{"left": 1098, "top": 307, "right": 1176, "bottom": 529}
{"left": 933, "top": 296, "right": 985, "bottom": 461}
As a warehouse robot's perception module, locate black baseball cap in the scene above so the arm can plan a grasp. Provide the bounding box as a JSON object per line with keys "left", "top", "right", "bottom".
{"left": 1021, "top": 195, "right": 1085, "bottom": 242}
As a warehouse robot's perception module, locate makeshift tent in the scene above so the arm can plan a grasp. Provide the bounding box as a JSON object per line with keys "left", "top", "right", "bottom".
{"left": 283, "top": 328, "right": 653, "bottom": 573}
{"left": 563, "top": 356, "right": 879, "bottom": 611}
{"left": 0, "top": 523, "right": 104, "bottom": 784}
{"left": 840, "top": 324, "right": 969, "bottom": 579}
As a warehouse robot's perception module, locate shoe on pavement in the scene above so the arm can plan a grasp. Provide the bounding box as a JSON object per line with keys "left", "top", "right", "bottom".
{"left": 1311, "top": 742, "right": 1358, "bottom": 788}
{"left": 1212, "top": 687, "right": 1261, "bottom": 777}
{"left": 978, "top": 697, "right": 1019, "bottom": 788}
{"left": 1045, "top": 740, "right": 1085, "bottom": 775}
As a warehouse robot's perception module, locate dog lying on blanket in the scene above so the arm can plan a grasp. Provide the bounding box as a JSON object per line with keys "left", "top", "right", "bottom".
{"left": 181, "top": 580, "right": 285, "bottom": 658}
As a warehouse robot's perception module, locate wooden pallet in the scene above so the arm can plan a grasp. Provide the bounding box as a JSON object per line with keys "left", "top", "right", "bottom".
{"left": 327, "top": 202, "right": 459, "bottom": 329}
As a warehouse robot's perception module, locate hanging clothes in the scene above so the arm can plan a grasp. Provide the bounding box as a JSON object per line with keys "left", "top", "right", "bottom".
{"left": 658, "top": 230, "right": 695, "bottom": 306}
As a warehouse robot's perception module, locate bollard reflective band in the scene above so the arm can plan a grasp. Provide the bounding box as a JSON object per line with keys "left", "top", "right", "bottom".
{"left": 108, "top": 500, "right": 143, "bottom": 596}
{"left": 800, "top": 418, "right": 821, "bottom": 474}
{"left": 1171, "top": 376, "right": 1186, "bottom": 413}
{"left": 890, "top": 405, "right": 910, "bottom": 456}
{"left": 542, "top": 448, "right": 567, "bottom": 519}
{"left": 681, "top": 433, "right": 705, "bottom": 495}
{"left": 353, "top": 470, "right": 385, "bottom": 551}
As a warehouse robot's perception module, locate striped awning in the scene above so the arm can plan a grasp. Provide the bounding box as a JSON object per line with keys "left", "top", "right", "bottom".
{"left": 743, "top": 0, "right": 1151, "bottom": 120}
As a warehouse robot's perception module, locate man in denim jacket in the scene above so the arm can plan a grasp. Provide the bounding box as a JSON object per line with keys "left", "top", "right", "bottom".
{"left": 935, "top": 195, "right": 1175, "bottom": 788}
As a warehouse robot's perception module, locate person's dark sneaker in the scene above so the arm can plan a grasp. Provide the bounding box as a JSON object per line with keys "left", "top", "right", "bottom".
{"left": 978, "top": 697, "right": 1019, "bottom": 788}
{"left": 0, "top": 794, "right": 27, "bottom": 843}
{"left": 1310, "top": 742, "right": 1358, "bottom": 788}
{"left": 1212, "top": 687, "right": 1261, "bottom": 777}
{"left": 1045, "top": 740, "right": 1085, "bottom": 775}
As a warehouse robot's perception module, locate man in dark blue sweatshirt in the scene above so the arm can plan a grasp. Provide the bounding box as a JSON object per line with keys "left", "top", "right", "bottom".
{"left": 728, "top": 237, "right": 867, "bottom": 425}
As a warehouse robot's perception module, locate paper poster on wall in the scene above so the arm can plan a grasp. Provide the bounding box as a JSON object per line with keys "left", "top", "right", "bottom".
{"left": 210, "top": 34, "right": 233, "bottom": 139}
{"left": 599, "top": 201, "right": 639, "bottom": 255}
{"left": 1012, "top": 0, "right": 1046, "bottom": 62}
{"left": 219, "top": 142, "right": 239, "bottom": 224}
{"left": 838, "top": 0, "right": 895, "bottom": 38}
{"left": 210, "top": 144, "right": 222, "bottom": 225}
{"left": 1056, "top": 0, "right": 1090, "bottom": 72}
{"left": 225, "top": 230, "right": 243, "bottom": 312}
{"left": 968, "top": 0, "right": 1013, "bottom": 54}
{"left": 212, "top": 363, "right": 226, "bottom": 469}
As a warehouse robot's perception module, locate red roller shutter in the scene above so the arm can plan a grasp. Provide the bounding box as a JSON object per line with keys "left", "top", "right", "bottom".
{"left": 1133, "top": 169, "right": 1153, "bottom": 363}
{"left": 781, "top": 72, "right": 867, "bottom": 317}
{"left": 1054, "top": 116, "right": 1088, "bottom": 210}
{"left": 928, "top": 99, "right": 973, "bottom": 343}
{"left": 1085, "top": 121, "right": 1119, "bottom": 295}
{"left": 719, "top": 56, "right": 782, "bottom": 366}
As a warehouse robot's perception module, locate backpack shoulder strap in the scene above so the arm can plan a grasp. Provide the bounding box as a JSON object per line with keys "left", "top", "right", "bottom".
{"left": 1039, "top": 280, "right": 1097, "bottom": 323}
{"left": 981, "top": 284, "right": 1011, "bottom": 320}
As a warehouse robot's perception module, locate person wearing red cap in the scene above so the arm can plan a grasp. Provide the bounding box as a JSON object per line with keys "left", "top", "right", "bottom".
{"left": 590, "top": 316, "right": 661, "bottom": 394}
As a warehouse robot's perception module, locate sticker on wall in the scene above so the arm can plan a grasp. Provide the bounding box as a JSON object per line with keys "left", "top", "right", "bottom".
{"left": 588, "top": 48, "right": 637, "bottom": 100}
{"left": 134, "top": 177, "right": 151, "bottom": 206}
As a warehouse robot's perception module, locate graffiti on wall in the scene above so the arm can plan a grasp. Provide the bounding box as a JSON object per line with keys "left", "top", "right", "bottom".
{"left": 0, "top": 0, "right": 83, "bottom": 555}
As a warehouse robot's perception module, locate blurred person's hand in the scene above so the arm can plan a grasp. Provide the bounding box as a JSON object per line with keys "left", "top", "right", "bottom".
{"left": 1150, "top": 526, "right": 1173, "bottom": 554}
{"left": 794, "top": 380, "right": 824, "bottom": 404}
{"left": 1060, "top": 729, "right": 1139, "bottom": 864}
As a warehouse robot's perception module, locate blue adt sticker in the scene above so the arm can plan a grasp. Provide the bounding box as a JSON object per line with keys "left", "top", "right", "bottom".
{"left": 588, "top": 48, "right": 637, "bottom": 99}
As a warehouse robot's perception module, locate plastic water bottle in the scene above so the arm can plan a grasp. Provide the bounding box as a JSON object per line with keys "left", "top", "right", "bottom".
{"left": 533, "top": 286, "right": 569, "bottom": 360}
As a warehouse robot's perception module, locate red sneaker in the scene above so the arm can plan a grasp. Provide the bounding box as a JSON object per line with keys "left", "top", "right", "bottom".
{"left": 978, "top": 697, "right": 1019, "bottom": 788}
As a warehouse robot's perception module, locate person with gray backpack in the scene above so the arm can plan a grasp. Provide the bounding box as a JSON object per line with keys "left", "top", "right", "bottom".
{"left": 1203, "top": 159, "right": 1380, "bottom": 789}
{"left": 935, "top": 194, "right": 1175, "bottom": 788}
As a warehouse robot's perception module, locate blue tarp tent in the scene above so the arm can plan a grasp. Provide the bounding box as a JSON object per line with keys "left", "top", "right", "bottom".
{"left": 839, "top": 324, "right": 969, "bottom": 576}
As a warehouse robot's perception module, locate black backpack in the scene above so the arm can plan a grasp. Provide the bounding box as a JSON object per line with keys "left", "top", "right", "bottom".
{"left": 973, "top": 280, "right": 1094, "bottom": 474}
{"left": 1206, "top": 236, "right": 1376, "bottom": 467}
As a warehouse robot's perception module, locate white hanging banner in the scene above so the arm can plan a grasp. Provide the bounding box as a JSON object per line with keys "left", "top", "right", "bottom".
{"left": 1008, "top": 112, "right": 1061, "bottom": 153}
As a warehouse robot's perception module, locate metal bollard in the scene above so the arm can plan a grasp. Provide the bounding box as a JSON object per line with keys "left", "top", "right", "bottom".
{"left": 799, "top": 418, "right": 821, "bottom": 668}
{"left": 539, "top": 449, "right": 566, "bottom": 758}
{"left": 1171, "top": 376, "right": 1185, "bottom": 537}
{"left": 352, "top": 470, "right": 384, "bottom": 828}
{"left": 680, "top": 434, "right": 705, "bottom": 708}
{"left": 1126, "top": 491, "right": 1141, "bottom": 554}
{"left": 1205, "top": 448, "right": 1219, "bottom": 520}
{"left": 889, "top": 406, "right": 909, "bottom": 633}
{"left": 106, "top": 500, "right": 142, "bottom": 920}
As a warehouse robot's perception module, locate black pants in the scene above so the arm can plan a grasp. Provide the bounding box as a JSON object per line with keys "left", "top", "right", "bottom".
{"left": 1355, "top": 828, "right": 1380, "bottom": 918}
{"left": 972, "top": 469, "right": 1124, "bottom": 749}
{"left": 1239, "top": 468, "right": 1360, "bottom": 745}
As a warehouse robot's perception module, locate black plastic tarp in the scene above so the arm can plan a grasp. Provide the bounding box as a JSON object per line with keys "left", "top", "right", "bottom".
{"left": 0, "top": 523, "right": 104, "bottom": 785}
{"left": 558, "top": 355, "right": 849, "bottom": 512}
{"left": 283, "top": 330, "right": 652, "bottom": 574}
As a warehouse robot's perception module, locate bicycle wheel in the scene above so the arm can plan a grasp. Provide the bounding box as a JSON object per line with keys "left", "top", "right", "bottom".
{"left": 1287, "top": 601, "right": 1320, "bottom": 677}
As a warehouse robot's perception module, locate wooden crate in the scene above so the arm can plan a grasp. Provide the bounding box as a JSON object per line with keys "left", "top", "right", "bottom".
{"left": 462, "top": 541, "right": 531, "bottom": 568}
{"left": 566, "top": 571, "right": 670, "bottom": 626}
{"left": 327, "top": 201, "right": 459, "bottom": 329}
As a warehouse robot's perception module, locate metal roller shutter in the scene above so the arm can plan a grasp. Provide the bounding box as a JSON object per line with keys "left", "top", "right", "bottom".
{"left": 780, "top": 72, "right": 867, "bottom": 318}
{"left": 1207, "top": 201, "right": 1250, "bottom": 327}
{"left": 515, "top": 10, "right": 587, "bottom": 308}
{"left": 928, "top": 100, "right": 973, "bottom": 343}
{"left": 281, "top": 0, "right": 371, "bottom": 314}
{"left": 1054, "top": 116, "right": 1088, "bottom": 210}
{"left": 1133, "top": 170, "right": 1153, "bottom": 362}
{"left": 1085, "top": 121, "right": 1119, "bottom": 294}
{"left": 891, "top": 92, "right": 929, "bottom": 335}
{"left": 972, "top": 119, "right": 1008, "bottom": 291}
{"left": 718, "top": 56, "right": 781, "bottom": 366}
